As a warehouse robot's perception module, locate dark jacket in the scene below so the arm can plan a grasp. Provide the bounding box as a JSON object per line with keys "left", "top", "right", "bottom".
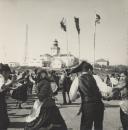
{"left": 0, "top": 91, "right": 9, "bottom": 129}
{"left": 37, "top": 78, "right": 53, "bottom": 101}
{"left": 62, "top": 76, "right": 72, "bottom": 92}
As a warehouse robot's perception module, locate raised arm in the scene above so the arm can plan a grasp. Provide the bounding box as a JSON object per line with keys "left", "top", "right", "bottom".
{"left": 0, "top": 75, "right": 16, "bottom": 92}
{"left": 114, "top": 80, "right": 127, "bottom": 91}
{"left": 69, "top": 76, "right": 79, "bottom": 101}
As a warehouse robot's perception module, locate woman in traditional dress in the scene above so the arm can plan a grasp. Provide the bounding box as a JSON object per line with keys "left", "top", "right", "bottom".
{"left": 25, "top": 69, "right": 67, "bottom": 130}
{"left": 113, "top": 72, "right": 128, "bottom": 130}
{"left": 0, "top": 63, "right": 15, "bottom": 130}
{"left": 11, "top": 71, "right": 28, "bottom": 109}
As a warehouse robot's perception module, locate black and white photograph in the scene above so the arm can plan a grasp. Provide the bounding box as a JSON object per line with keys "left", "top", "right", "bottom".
{"left": 0, "top": 0, "right": 128, "bottom": 130}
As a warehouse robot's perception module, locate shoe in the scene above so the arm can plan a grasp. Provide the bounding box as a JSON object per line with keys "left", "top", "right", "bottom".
{"left": 63, "top": 102, "right": 67, "bottom": 105}
{"left": 18, "top": 104, "right": 22, "bottom": 109}
{"left": 68, "top": 101, "right": 72, "bottom": 104}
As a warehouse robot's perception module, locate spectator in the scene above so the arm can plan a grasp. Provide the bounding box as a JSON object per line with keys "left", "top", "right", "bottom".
{"left": 113, "top": 71, "right": 128, "bottom": 130}
{"left": 110, "top": 73, "right": 118, "bottom": 88}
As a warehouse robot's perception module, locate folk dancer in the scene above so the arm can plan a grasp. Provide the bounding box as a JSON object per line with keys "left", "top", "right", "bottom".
{"left": 25, "top": 69, "right": 67, "bottom": 130}
{"left": 69, "top": 61, "right": 104, "bottom": 130}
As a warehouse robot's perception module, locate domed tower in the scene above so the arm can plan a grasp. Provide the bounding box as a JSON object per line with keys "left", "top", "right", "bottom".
{"left": 51, "top": 39, "right": 60, "bottom": 56}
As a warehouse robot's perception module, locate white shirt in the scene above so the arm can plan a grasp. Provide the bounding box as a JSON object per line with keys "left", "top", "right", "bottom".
{"left": 0, "top": 74, "right": 5, "bottom": 92}
{"left": 26, "top": 99, "right": 43, "bottom": 122}
{"left": 69, "top": 76, "right": 79, "bottom": 101}
{"left": 69, "top": 74, "right": 112, "bottom": 101}
{"left": 110, "top": 77, "right": 118, "bottom": 88}
{"left": 120, "top": 100, "right": 128, "bottom": 115}
{"left": 0, "top": 74, "right": 12, "bottom": 92}
{"left": 93, "top": 75, "right": 112, "bottom": 93}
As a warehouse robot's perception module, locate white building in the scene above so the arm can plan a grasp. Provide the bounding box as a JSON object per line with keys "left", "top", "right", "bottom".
{"left": 8, "top": 62, "right": 20, "bottom": 67}
{"left": 40, "top": 54, "right": 53, "bottom": 61}
{"left": 27, "top": 40, "right": 79, "bottom": 68}
{"left": 40, "top": 54, "right": 53, "bottom": 67}
{"left": 96, "top": 59, "right": 109, "bottom": 66}
{"left": 51, "top": 40, "right": 60, "bottom": 56}
{"left": 53, "top": 54, "right": 78, "bottom": 67}
{"left": 28, "top": 58, "right": 42, "bottom": 67}
{"left": 51, "top": 58, "right": 64, "bottom": 69}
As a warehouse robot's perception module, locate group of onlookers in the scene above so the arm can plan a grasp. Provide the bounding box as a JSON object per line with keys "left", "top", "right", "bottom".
{"left": 104, "top": 72, "right": 128, "bottom": 100}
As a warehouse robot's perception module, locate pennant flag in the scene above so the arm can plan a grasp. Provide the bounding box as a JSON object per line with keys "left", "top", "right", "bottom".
{"left": 95, "top": 14, "right": 101, "bottom": 23}
{"left": 60, "top": 18, "right": 66, "bottom": 31}
{"left": 74, "top": 17, "right": 80, "bottom": 34}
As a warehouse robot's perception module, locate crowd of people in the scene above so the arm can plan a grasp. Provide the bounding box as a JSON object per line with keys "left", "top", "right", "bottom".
{"left": 0, "top": 61, "right": 128, "bottom": 130}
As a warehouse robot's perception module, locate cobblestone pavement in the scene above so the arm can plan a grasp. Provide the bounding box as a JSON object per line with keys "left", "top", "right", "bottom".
{"left": 7, "top": 92, "right": 122, "bottom": 130}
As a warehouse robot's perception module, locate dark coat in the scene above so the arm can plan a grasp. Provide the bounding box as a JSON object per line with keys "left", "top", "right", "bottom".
{"left": 37, "top": 78, "right": 53, "bottom": 101}
{"left": 62, "top": 76, "right": 72, "bottom": 92}
{"left": 0, "top": 91, "right": 9, "bottom": 129}
{"left": 11, "top": 84, "right": 28, "bottom": 102}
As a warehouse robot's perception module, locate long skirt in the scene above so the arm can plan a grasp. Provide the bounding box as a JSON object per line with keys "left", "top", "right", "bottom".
{"left": 12, "top": 84, "right": 28, "bottom": 102}
{"left": 0, "top": 95, "right": 9, "bottom": 130}
{"left": 25, "top": 104, "right": 67, "bottom": 130}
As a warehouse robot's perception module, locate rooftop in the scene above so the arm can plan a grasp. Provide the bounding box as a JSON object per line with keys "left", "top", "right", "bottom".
{"left": 96, "top": 59, "right": 108, "bottom": 62}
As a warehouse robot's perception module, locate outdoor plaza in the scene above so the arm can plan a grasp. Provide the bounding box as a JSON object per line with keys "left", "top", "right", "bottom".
{"left": 8, "top": 92, "right": 122, "bottom": 130}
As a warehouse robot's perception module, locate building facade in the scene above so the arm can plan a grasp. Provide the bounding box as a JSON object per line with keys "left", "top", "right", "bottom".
{"left": 96, "top": 59, "right": 109, "bottom": 66}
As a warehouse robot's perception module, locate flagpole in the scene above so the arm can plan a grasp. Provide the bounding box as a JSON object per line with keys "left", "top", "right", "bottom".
{"left": 65, "top": 18, "right": 69, "bottom": 68}
{"left": 93, "top": 21, "right": 97, "bottom": 68}
{"left": 66, "top": 29, "right": 69, "bottom": 68}
{"left": 78, "top": 33, "right": 80, "bottom": 64}
{"left": 24, "top": 24, "right": 28, "bottom": 65}
{"left": 60, "top": 18, "right": 69, "bottom": 68}
{"left": 74, "top": 17, "right": 80, "bottom": 64}
{"left": 93, "top": 13, "right": 101, "bottom": 68}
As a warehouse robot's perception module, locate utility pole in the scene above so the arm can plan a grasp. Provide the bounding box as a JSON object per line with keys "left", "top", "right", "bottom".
{"left": 74, "top": 17, "right": 80, "bottom": 64}
{"left": 93, "top": 14, "right": 101, "bottom": 68}
{"left": 93, "top": 21, "right": 97, "bottom": 68}
{"left": 66, "top": 28, "right": 69, "bottom": 68}
{"left": 78, "top": 31, "right": 80, "bottom": 64}
{"left": 24, "top": 24, "right": 28, "bottom": 65}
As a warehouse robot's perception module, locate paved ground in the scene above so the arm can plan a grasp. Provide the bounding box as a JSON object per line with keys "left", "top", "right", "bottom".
{"left": 7, "top": 92, "right": 122, "bottom": 130}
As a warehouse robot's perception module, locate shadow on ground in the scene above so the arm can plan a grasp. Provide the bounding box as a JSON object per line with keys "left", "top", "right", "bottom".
{"left": 104, "top": 103, "right": 119, "bottom": 108}
{"left": 9, "top": 122, "right": 25, "bottom": 128}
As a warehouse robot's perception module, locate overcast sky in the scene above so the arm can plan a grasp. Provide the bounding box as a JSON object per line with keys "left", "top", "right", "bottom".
{"left": 0, "top": 0, "right": 128, "bottom": 65}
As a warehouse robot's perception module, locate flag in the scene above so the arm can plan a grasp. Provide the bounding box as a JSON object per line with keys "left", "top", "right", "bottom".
{"left": 95, "top": 14, "right": 101, "bottom": 23}
{"left": 60, "top": 18, "right": 66, "bottom": 31}
{"left": 74, "top": 17, "right": 80, "bottom": 34}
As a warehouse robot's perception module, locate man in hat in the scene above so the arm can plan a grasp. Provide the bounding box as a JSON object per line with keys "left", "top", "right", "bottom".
{"left": 69, "top": 61, "right": 104, "bottom": 130}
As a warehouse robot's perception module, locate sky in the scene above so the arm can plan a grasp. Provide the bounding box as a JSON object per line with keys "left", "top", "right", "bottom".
{"left": 0, "top": 0, "right": 128, "bottom": 65}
